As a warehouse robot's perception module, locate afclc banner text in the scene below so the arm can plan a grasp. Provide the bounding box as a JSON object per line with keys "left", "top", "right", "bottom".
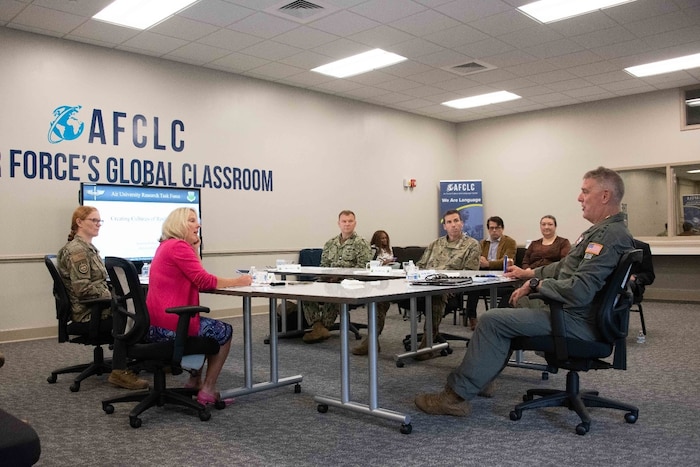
{"left": 439, "top": 180, "right": 484, "bottom": 240}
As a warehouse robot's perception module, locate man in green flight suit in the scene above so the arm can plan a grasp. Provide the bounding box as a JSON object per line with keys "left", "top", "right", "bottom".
{"left": 415, "top": 166, "right": 635, "bottom": 416}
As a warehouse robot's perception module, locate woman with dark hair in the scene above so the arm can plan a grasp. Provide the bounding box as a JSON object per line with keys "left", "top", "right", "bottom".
{"left": 370, "top": 230, "right": 395, "bottom": 265}
{"left": 521, "top": 215, "right": 571, "bottom": 270}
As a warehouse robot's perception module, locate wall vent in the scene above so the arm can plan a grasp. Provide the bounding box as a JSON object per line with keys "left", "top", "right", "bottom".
{"left": 442, "top": 61, "right": 495, "bottom": 76}
{"left": 267, "top": 0, "right": 336, "bottom": 23}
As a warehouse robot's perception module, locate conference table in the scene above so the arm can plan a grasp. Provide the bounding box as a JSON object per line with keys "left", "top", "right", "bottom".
{"left": 210, "top": 272, "right": 518, "bottom": 434}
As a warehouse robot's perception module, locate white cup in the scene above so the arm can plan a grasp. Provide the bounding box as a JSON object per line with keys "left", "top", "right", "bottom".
{"left": 366, "top": 260, "right": 381, "bottom": 270}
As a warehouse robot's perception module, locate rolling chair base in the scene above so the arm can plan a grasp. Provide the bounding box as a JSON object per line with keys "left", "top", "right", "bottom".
{"left": 509, "top": 370, "right": 639, "bottom": 435}
{"left": 47, "top": 345, "right": 112, "bottom": 392}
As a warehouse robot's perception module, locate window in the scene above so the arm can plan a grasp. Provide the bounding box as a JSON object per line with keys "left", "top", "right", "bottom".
{"left": 618, "top": 164, "right": 700, "bottom": 237}
{"left": 681, "top": 86, "right": 700, "bottom": 130}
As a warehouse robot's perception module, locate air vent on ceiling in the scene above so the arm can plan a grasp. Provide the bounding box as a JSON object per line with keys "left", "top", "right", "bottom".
{"left": 267, "top": 0, "right": 337, "bottom": 23}
{"left": 442, "top": 61, "right": 496, "bottom": 76}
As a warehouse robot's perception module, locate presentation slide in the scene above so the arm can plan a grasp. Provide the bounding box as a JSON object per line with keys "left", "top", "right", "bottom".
{"left": 81, "top": 184, "right": 201, "bottom": 261}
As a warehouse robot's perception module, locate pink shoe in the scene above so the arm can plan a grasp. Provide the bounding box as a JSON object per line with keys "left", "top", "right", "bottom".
{"left": 197, "top": 389, "right": 234, "bottom": 408}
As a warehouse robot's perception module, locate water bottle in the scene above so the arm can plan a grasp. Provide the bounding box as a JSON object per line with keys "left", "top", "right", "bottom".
{"left": 636, "top": 330, "right": 646, "bottom": 344}
{"left": 141, "top": 262, "right": 150, "bottom": 277}
{"left": 249, "top": 266, "right": 257, "bottom": 283}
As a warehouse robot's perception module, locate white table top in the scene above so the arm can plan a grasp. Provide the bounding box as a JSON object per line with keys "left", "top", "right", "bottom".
{"left": 211, "top": 275, "right": 515, "bottom": 305}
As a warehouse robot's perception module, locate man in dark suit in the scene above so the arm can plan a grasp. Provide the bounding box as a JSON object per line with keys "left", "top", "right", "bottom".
{"left": 629, "top": 238, "right": 655, "bottom": 302}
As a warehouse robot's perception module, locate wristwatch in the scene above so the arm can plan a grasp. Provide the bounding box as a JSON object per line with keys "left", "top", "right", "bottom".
{"left": 529, "top": 278, "right": 540, "bottom": 292}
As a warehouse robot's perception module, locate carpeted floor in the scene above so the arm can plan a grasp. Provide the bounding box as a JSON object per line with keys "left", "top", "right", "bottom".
{"left": 1, "top": 300, "right": 699, "bottom": 466}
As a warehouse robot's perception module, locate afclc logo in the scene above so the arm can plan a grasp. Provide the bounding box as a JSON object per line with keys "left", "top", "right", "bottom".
{"left": 48, "top": 105, "right": 84, "bottom": 144}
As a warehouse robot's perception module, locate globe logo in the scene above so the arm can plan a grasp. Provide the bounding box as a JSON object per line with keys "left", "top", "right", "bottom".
{"left": 48, "top": 105, "right": 84, "bottom": 144}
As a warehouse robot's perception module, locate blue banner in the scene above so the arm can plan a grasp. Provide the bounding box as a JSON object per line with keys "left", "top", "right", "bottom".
{"left": 439, "top": 180, "right": 483, "bottom": 240}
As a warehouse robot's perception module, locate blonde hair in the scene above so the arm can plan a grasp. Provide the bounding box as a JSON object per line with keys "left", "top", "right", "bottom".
{"left": 68, "top": 206, "right": 97, "bottom": 241}
{"left": 160, "top": 207, "right": 196, "bottom": 242}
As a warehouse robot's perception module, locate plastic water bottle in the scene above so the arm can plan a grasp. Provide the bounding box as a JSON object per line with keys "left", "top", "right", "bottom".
{"left": 636, "top": 330, "right": 646, "bottom": 344}
{"left": 141, "top": 262, "right": 150, "bottom": 277}
{"left": 249, "top": 266, "right": 257, "bottom": 283}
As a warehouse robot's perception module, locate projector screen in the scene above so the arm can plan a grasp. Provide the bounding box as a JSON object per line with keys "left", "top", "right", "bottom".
{"left": 80, "top": 183, "right": 202, "bottom": 261}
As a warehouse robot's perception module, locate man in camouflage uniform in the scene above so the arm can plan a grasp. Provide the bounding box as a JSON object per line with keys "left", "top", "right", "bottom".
{"left": 415, "top": 167, "right": 634, "bottom": 417}
{"left": 303, "top": 210, "right": 372, "bottom": 343}
{"left": 413, "top": 209, "right": 480, "bottom": 359}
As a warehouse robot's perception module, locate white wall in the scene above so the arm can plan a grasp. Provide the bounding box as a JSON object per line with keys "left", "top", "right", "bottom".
{"left": 2, "top": 25, "right": 700, "bottom": 339}
{"left": 0, "top": 27, "right": 455, "bottom": 337}
{"left": 455, "top": 90, "right": 700, "bottom": 246}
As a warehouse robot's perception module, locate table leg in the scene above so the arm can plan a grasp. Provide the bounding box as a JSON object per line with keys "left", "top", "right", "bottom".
{"left": 394, "top": 294, "right": 448, "bottom": 365}
{"left": 220, "top": 297, "right": 302, "bottom": 399}
{"left": 314, "top": 302, "right": 412, "bottom": 433}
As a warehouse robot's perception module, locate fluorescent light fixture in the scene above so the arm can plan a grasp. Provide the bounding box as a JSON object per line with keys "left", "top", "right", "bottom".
{"left": 625, "top": 52, "right": 700, "bottom": 77}
{"left": 442, "top": 91, "right": 521, "bottom": 110}
{"left": 93, "top": 0, "right": 199, "bottom": 30}
{"left": 518, "top": 0, "right": 636, "bottom": 24}
{"left": 311, "top": 49, "right": 407, "bottom": 78}
{"left": 687, "top": 169, "right": 700, "bottom": 174}
{"left": 686, "top": 98, "right": 700, "bottom": 108}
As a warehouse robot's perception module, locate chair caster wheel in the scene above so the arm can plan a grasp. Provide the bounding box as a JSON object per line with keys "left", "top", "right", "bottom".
{"left": 214, "top": 400, "right": 226, "bottom": 410}
{"left": 129, "top": 416, "right": 142, "bottom": 428}
{"left": 294, "top": 384, "right": 301, "bottom": 394}
{"left": 510, "top": 410, "right": 521, "bottom": 421}
{"left": 575, "top": 422, "right": 589, "bottom": 435}
{"left": 396, "top": 360, "right": 404, "bottom": 368}
{"left": 103, "top": 403, "right": 114, "bottom": 414}
{"left": 400, "top": 423, "right": 412, "bottom": 434}
{"left": 541, "top": 372, "right": 548, "bottom": 380}
{"left": 47, "top": 374, "right": 57, "bottom": 384}
{"left": 199, "top": 410, "right": 211, "bottom": 421}
{"left": 625, "top": 412, "right": 638, "bottom": 424}
{"left": 70, "top": 382, "right": 80, "bottom": 392}
{"left": 317, "top": 404, "right": 328, "bottom": 413}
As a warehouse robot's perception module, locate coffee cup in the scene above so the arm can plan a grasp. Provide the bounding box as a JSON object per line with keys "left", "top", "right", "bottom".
{"left": 366, "top": 260, "right": 381, "bottom": 270}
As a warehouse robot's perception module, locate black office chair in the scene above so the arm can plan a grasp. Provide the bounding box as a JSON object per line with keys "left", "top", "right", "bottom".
{"left": 44, "top": 255, "right": 114, "bottom": 392}
{"left": 629, "top": 239, "right": 654, "bottom": 335}
{"left": 509, "top": 249, "right": 642, "bottom": 435}
{"left": 100, "top": 256, "right": 220, "bottom": 428}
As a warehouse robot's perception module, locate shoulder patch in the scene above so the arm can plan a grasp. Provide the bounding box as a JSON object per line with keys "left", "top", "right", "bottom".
{"left": 78, "top": 262, "right": 89, "bottom": 274}
{"left": 585, "top": 243, "right": 603, "bottom": 256}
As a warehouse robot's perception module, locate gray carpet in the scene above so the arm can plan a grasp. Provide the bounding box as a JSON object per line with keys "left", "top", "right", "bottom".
{"left": 1, "top": 301, "right": 699, "bottom": 466}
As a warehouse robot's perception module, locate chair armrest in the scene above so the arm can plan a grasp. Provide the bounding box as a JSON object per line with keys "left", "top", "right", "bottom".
{"left": 80, "top": 297, "right": 112, "bottom": 341}
{"left": 530, "top": 293, "right": 569, "bottom": 360}
{"left": 166, "top": 306, "right": 211, "bottom": 370}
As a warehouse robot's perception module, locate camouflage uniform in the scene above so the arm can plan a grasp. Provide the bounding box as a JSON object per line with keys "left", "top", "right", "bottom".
{"left": 416, "top": 234, "right": 480, "bottom": 335}
{"left": 303, "top": 232, "right": 373, "bottom": 329}
{"left": 57, "top": 235, "right": 111, "bottom": 323}
{"left": 448, "top": 212, "right": 634, "bottom": 400}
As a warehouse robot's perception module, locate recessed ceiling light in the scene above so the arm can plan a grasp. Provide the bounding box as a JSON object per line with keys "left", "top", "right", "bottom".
{"left": 93, "top": 0, "right": 200, "bottom": 30}
{"left": 625, "top": 52, "right": 700, "bottom": 77}
{"left": 442, "top": 91, "right": 521, "bottom": 110}
{"left": 518, "top": 0, "right": 637, "bottom": 24}
{"left": 311, "top": 49, "right": 407, "bottom": 78}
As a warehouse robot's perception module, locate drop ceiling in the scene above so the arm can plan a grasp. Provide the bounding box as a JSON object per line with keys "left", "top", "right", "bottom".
{"left": 2, "top": 0, "right": 700, "bottom": 123}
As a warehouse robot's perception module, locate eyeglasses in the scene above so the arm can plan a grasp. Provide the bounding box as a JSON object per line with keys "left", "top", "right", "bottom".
{"left": 86, "top": 218, "right": 104, "bottom": 225}
{"left": 487, "top": 225, "right": 503, "bottom": 230}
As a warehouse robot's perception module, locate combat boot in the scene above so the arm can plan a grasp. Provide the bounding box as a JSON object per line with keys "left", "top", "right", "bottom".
{"left": 351, "top": 336, "right": 381, "bottom": 355}
{"left": 415, "top": 385, "right": 471, "bottom": 417}
{"left": 303, "top": 322, "right": 330, "bottom": 343}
